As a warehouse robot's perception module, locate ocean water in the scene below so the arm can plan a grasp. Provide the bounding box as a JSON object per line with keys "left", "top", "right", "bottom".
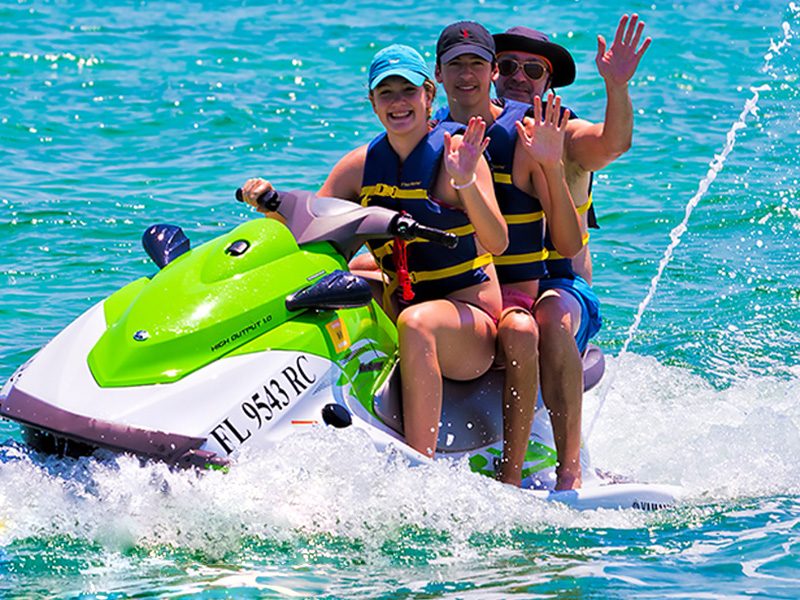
{"left": 2, "top": 0, "right": 800, "bottom": 598}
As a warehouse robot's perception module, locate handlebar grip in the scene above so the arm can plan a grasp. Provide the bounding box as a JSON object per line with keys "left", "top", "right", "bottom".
{"left": 391, "top": 214, "right": 458, "bottom": 248}
{"left": 411, "top": 223, "right": 459, "bottom": 249}
{"left": 235, "top": 187, "right": 281, "bottom": 211}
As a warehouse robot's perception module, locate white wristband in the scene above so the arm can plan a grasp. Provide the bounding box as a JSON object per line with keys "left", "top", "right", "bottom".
{"left": 450, "top": 173, "right": 477, "bottom": 190}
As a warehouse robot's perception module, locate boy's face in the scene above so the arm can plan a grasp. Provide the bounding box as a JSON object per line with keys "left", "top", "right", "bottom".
{"left": 435, "top": 53, "right": 497, "bottom": 111}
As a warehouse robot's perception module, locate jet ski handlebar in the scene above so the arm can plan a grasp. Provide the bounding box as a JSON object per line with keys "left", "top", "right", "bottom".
{"left": 235, "top": 187, "right": 280, "bottom": 211}
{"left": 236, "top": 187, "right": 458, "bottom": 250}
{"left": 390, "top": 214, "right": 458, "bottom": 248}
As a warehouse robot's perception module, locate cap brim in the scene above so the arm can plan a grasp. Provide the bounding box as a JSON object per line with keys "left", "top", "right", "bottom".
{"left": 439, "top": 45, "right": 494, "bottom": 66}
{"left": 370, "top": 68, "right": 427, "bottom": 90}
{"left": 493, "top": 33, "right": 576, "bottom": 87}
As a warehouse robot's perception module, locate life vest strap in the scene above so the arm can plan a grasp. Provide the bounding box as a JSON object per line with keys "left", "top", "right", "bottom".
{"left": 494, "top": 249, "right": 549, "bottom": 266}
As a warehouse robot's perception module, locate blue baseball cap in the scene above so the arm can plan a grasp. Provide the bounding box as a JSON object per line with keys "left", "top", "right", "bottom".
{"left": 368, "top": 44, "right": 430, "bottom": 90}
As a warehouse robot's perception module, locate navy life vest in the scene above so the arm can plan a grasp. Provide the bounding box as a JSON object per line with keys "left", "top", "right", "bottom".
{"left": 438, "top": 99, "right": 548, "bottom": 284}
{"left": 360, "top": 122, "right": 492, "bottom": 304}
{"left": 485, "top": 98, "right": 548, "bottom": 283}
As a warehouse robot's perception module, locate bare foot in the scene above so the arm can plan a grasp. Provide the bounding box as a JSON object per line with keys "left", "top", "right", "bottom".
{"left": 497, "top": 468, "right": 522, "bottom": 488}
{"left": 554, "top": 464, "right": 582, "bottom": 490}
{"left": 496, "top": 454, "right": 524, "bottom": 487}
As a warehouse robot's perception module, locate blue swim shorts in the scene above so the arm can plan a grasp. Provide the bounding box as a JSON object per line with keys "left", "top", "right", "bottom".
{"left": 538, "top": 275, "right": 602, "bottom": 354}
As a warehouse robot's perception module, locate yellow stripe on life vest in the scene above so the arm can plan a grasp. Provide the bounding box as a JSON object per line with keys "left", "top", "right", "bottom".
{"left": 547, "top": 232, "right": 590, "bottom": 260}
{"left": 494, "top": 249, "right": 549, "bottom": 266}
{"left": 406, "top": 253, "right": 494, "bottom": 284}
{"left": 439, "top": 223, "right": 476, "bottom": 238}
{"left": 360, "top": 184, "right": 428, "bottom": 206}
{"left": 371, "top": 240, "right": 394, "bottom": 260}
{"left": 377, "top": 253, "right": 493, "bottom": 319}
{"left": 493, "top": 172, "right": 512, "bottom": 185}
{"left": 381, "top": 275, "right": 399, "bottom": 320}
{"left": 400, "top": 223, "right": 477, "bottom": 244}
{"left": 575, "top": 194, "right": 593, "bottom": 215}
{"left": 504, "top": 211, "right": 544, "bottom": 224}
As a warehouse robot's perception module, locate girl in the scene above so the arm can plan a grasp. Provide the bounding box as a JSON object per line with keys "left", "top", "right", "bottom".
{"left": 241, "top": 45, "right": 507, "bottom": 459}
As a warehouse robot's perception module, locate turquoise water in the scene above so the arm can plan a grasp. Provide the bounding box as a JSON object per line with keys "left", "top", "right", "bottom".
{"left": 2, "top": 0, "right": 800, "bottom": 597}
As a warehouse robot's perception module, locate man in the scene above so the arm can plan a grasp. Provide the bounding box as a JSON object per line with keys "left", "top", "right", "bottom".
{"left": 435, "top": 21, "right": 583, "bottom": 488}
{"left": 492, "top": 15, "right": 651, "bottom": 489}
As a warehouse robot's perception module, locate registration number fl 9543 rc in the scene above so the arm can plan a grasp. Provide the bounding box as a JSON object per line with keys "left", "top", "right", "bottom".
{"left": 208, "top": 355, "right": 318, "bottom": 454}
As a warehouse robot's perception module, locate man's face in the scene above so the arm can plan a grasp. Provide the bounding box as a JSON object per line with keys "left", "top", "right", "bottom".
{"left": 435, "top": 53, "right": 496, "bottom": 111}
{"left": 494, "top": 50, "right": 551, "bottom": 104}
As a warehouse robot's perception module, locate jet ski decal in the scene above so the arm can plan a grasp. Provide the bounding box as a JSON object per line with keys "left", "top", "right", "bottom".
{"left": 325, "top": 317, "right": 351, "bottom": 353}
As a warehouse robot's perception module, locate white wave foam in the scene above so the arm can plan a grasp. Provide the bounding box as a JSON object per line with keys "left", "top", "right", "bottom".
{"left": 2, "top": 353, "right": 797, "bottom": 554}
{"left": 0, "top": 431, "right": 649, "bottom": 556}
{"left": 585, "top": 353, "right": 800, "bottom": 500}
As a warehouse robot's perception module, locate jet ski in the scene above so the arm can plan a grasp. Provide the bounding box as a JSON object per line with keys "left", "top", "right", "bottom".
{"left": 0, "top": 189, "right": 682, "bottom": 510}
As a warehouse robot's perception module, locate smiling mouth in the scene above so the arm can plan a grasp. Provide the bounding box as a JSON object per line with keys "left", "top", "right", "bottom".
{"left": 389, "top": 110, "right": 413, "bottom": 120}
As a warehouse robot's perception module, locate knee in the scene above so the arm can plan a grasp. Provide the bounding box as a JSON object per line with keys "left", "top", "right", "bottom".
{"left": 535, "top": 300, "right": 573, "bottom": 342}
{"left": 498, "top": 311, "right": 539, "bottom": 360}
{"left": 397, "top": 305, "right": 436, "bottom": 347}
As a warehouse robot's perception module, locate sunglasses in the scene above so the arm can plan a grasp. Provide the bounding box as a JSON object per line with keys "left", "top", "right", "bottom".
{"left": 497, "top": 58, "right": 548, "bottom": 81}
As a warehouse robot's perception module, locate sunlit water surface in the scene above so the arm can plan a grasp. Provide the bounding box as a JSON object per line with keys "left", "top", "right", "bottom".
{"left": 2, "top": 0, "right": 800, "bottom": 598}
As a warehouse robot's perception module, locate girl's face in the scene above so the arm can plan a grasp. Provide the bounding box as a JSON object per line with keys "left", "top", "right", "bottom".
{"left": 370, "top": 76, "right": 431, "bottom": 136}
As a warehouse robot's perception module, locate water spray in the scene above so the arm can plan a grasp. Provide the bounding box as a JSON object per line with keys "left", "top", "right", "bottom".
{"left": 584, "top": 20, "right": 795, "bottom": 442}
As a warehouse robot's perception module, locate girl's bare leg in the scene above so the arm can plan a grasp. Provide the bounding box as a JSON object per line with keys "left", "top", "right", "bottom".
{"left": 398, "top": 299, "right": 497, "bottom": 457}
